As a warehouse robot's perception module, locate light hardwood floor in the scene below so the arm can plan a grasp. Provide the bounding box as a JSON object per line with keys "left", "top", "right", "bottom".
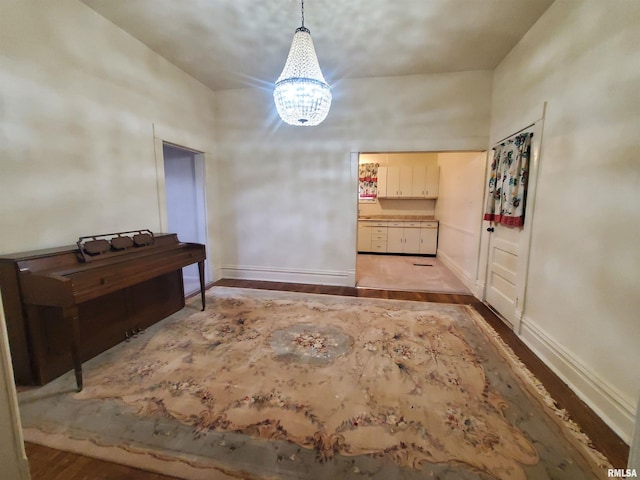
{"left": 24, "top": 280, "right": 629, "bottom": 479}
{"left": 356, "top": 253, "right": 471, "bottom": 294}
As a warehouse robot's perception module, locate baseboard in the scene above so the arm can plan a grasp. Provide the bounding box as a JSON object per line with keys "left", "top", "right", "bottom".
{"left": 221, "top": 265, "right": 350, "bottom": 287}
{"left": 435, "top": 251, "right": 475, "bottom": 293}
{"left": 212, "top": 266, "right": 224, "bottom": 282}
{"left": 520, "top": 315, "right": 636, "bottom": 444}
{"left": 472, "top": 281, "right": 485, "bottom": 300}
{"left": 346, "top": 269, "right": 356, "bottom": 287}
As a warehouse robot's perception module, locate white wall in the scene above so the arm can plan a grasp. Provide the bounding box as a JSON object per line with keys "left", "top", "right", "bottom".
{"left": 0, "top": 0, "right": 217, "bottom": 255}
{"left": 435, "top": 152, "right": 486, "bottom": 290}
{"left": 489, "top": 0, "right": 640, "bottom": 442}
{"left": 216, "top": 72, "right": 492, "bottom": 285}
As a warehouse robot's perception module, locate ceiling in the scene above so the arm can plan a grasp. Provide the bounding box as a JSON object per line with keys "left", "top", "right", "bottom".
{"left": 81, "top": 0, "right": 554, "bottom": 92}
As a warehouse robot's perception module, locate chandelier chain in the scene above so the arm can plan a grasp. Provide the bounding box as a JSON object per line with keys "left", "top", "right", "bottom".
{"left": 301, "top": 0, "right": 305, "bottom": 28}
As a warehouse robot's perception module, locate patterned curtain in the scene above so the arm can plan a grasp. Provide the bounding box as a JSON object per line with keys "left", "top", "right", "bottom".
{"left": 359, "top": 163, "right": 379, "bottom": 200}
{"left": 483, "top": 132, "right": 533, "bottom": 227}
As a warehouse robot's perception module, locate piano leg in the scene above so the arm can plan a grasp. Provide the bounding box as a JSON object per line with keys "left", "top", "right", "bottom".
{"left": 198, "top": 260, "right": 206, "bottom": 311}
{"left": 64, "top": 306, "right": 83, "bottom": 392}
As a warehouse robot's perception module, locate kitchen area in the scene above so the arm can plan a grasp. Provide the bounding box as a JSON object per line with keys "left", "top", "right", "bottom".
{"left": 357, "top": 151, "right": 484, "bottom": 294}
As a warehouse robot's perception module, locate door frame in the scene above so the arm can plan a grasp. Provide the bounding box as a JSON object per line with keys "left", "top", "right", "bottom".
{"left": 479, "top": 109, "right": 546, "bottom": 334}
{"left": 154, "top": 139, "right": 212, "bottom": 287}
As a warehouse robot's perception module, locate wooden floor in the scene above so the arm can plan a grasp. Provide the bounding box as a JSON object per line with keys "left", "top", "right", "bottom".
{"left": 24, "top": 279, "right": 630, "bottom": 479}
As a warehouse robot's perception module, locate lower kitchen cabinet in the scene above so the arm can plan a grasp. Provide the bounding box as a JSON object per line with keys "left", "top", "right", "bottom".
{"left": 358, "top": 220, "right": 437, "bottom": 255}
{"left": 387, "top": 226, "right": 404, "bottom": 252}
{"left": 358, "top": 221, "right": 388, "bottom": 253}
{"left": 357, "top": 224, "right": 372, "bottom": 251}
{"left": 419, "top": 222, "right": 438, "bottom": 255}
{"left": 387, "top": 222, "right": 421, "bottom": 254}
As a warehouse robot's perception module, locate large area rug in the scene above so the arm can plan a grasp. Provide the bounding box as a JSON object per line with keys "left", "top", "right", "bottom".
{"left": 19, "top": 287, "right": 608, "bottom": 479}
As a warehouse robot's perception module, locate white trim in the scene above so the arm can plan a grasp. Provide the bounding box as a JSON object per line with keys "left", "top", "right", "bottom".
{"left": 520, "top": 315, "right": 635, "bottom": 443}
{"left": 472, "top": 280, "right": 485, "bottom": 299}
{"left": 346, "top": 268, "right": 356, "bottom": 288}
{"left": 212, "top": 265, "right": 224, "bottom": 282}
{"left": 0, "top": 293, "right": 32, "bottom": 480}
{"left": 437, "top": 221, "right": 476, "bottom": 237}
{"left": 481, "top": 105, "right": 546, "bottom": 335}
{"left": 221, "top": 265, "right": 351, "bottom": 287}
{"left": 152, "top": 134, "right": 168, "bottom": 232}
{"left": 629, "top": 397, "right": 640, "bottom": 469}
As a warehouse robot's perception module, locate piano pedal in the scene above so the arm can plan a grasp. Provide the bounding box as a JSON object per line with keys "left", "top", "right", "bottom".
{"left": 132, "top": 327, "right": 145, "bottom": 338}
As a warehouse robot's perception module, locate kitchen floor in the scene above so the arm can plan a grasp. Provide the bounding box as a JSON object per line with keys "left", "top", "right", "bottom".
{"left": 356, "top": 254, "right": 472, "bottom": 294}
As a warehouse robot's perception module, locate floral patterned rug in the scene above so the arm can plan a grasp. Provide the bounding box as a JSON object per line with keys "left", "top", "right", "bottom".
{"left": 19, "top": 287, "right": 608, "bottom": 480}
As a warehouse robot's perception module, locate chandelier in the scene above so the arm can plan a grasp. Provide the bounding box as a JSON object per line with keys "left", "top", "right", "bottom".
{"left": 273, "top": 0, "right": 332, "bottom": 126}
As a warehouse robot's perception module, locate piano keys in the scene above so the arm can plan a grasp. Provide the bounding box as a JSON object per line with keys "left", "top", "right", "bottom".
{"left": 0, "top": 231, "right": 206, "bottom": 391}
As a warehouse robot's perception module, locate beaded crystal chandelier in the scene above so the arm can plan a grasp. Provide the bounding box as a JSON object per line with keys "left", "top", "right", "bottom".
{"left": 273, "top": 0, "right": 331, "bottom": 126}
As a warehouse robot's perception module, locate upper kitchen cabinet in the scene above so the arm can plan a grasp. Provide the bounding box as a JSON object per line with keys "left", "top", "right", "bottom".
{"left": 380, "top": 165, "right": 413, "bottom": 198}
{"left": 360, "top": 152, "right": 439, "bottom": 200}
{"left": 411, "top": 162, "right": 440, "bottom": 198}
{"left": 377, "top": 156, "right": 439, "bottom": 199}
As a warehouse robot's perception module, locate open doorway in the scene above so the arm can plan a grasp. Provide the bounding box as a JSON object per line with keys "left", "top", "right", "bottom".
{"left": 163, "top": 142, "right": 209, "bottom": 295}
{"left": 355, "top": 151, "right": 485, "bottom": 295}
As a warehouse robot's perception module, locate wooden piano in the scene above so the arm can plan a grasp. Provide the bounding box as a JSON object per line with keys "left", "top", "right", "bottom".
{"left": 0, "top": 230, "right": 206, "bottom": 391}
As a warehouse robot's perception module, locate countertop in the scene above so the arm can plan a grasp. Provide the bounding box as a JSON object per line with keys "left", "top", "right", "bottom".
{"left": 358, "top": 215, "right": 437, "bottom": 222}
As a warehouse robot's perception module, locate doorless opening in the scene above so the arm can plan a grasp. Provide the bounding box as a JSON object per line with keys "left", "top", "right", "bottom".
{"left": 162, "top": 142, "right": 208, "bottom": 294}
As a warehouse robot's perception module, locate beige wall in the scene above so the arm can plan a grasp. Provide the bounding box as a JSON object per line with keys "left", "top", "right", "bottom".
{"left": 216, "top": 72, "right": 493, "bottom": 284}
{"left": 489, "top": 0, "right": 640, "bottom": 442}
{"left": 0, "top": 0, "right": 217, "bottom": 255}
{"left": 435, "top": 152, "right": 486, "bottom": 290}
{"left": 4, "top": 0, "right": 635, "bottom": 461}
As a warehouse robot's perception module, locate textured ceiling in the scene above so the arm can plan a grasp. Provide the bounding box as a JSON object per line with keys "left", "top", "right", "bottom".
{"left": 81, "top": 0, "right": 554, "bottom": 91}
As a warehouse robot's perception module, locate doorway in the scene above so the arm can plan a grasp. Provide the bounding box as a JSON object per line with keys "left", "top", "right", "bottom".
{"left": 355, "top": 151, "right": 484, "bottom": 295}
{"left": 482, "top": 121, "right": 543, "bottom": 333}
{"left": 162, "top": 143, "right": 208, "bottom": 295}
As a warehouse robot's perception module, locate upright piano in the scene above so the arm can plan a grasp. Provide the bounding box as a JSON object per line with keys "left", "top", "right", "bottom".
{"left": 0, "top": 230, "right": 206, "bottom": 391}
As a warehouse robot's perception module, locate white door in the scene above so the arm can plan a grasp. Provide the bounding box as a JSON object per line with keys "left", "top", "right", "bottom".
{"left": 485, "top": 226, "right": 521, "bottom": 328}
{"left": 163, "top": 143, "right": 208, "bottom": 295}
{"left": 483, "top": 120, "right": 543, "bottom": 333}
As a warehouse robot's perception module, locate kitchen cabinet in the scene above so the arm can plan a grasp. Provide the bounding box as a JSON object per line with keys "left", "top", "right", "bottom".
{"left": 358, "top": 221, "right": 388, "bottom": 253}
{"left": 425, "top": 163, "right": 439, "bottom": 198}
{"left": 419, "top": 221, "right": 438, "bottom": 255}
{"left": 377, "top": 166, "right": 388, "bottom": 197}
{"left": 387, "top": 222, "right": 421, "bottom": 254}
{"left": 380, "top": 166, "right": 413, "bottom": 198}
{"left": 358, "top": 220, "right": 437, "bottom": 255}
{"left": 370, "top": 222, "right": 388, "bottom": 252}
{"left": 411, "top": 163, "right": 440, "bottom": 198}
{"left": 387, "top": 226, "right": 404, "bottom": 252}
{"left": 378, "top": 164, "right": 438, "bottom": 199}
{"left": 357, "top": 223, "right": 372, "bottom": 252}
